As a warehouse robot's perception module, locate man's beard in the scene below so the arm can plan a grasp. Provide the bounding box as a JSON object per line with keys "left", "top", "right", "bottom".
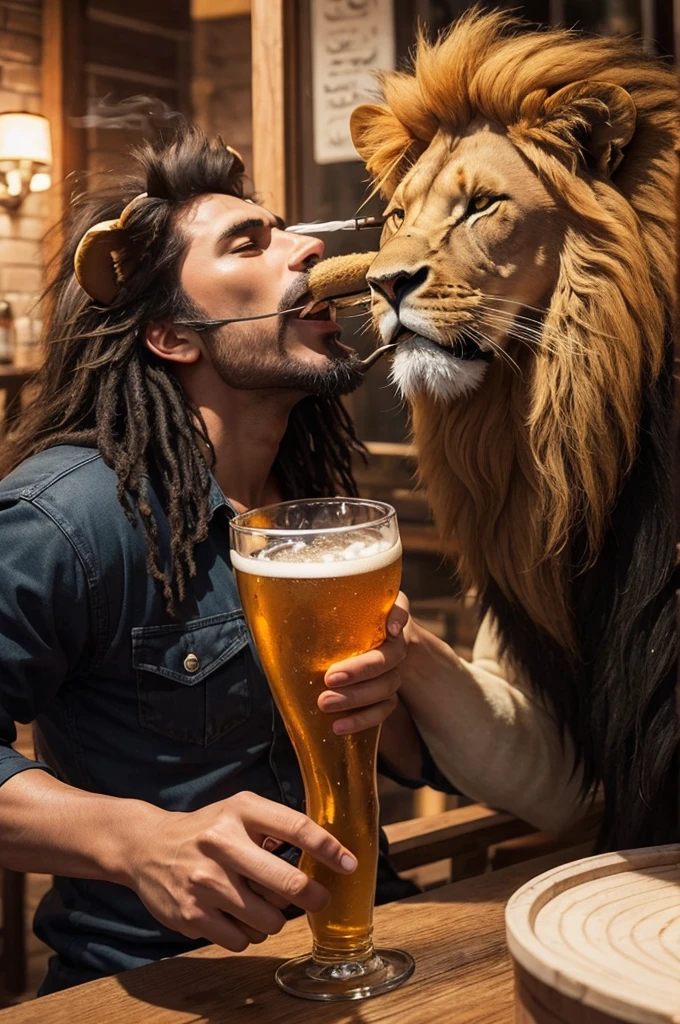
{"left": 192, "top": 278, "right": 365, "bottom": 397}
{"left": 208, "top": 326, "right": 364, "bottom": 396}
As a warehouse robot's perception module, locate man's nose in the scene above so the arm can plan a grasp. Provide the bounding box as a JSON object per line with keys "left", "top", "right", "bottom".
{"left": 367, "top": 266, "right": 429, "bottom": 307}
{"left": 288, "top": 232, "right": 324, "bottom": 271}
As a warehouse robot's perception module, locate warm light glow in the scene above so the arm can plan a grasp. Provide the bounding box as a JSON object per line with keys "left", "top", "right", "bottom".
{"left": 5, "top": 168, "right": 23, "bottom": 196}
{"left": 0, "top": 113, "right": 51, "bottom": 166}
{"left": 29, "top": 171, "right": 51, "bottom": 192}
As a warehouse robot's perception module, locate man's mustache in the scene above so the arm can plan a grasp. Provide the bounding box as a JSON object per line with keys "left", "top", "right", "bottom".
{"left": 277, "top": 263, "right": 320, "bottom": 315}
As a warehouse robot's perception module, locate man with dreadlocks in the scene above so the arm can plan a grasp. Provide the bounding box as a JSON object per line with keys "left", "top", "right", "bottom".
{"left": 0, "top": 130, "right": 437, "bottom": 994}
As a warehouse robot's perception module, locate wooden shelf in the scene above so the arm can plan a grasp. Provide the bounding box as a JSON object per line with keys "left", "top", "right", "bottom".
{"left": 0, "top": 368, "right": 34, "bottom": 383}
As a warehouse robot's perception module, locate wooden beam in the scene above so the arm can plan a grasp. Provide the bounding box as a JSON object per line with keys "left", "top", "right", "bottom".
{"left": 385, "top": 801, "right": 603, "bottom": 874}
{"left": 251, "top": 0, "right": 287, "bottom": 217}
{"left": 384, "top": 804, "right": 535, "bottom": 872}
{"left": 42, "top": 0, "right": 87, "bottom": 229}
{"left": 192, "top": 0, "right": 250, "bottom": 17}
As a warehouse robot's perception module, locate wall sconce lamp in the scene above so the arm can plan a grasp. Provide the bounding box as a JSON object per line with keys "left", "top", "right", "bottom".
{"left": 0, "top": 112, "right": 52, "bottom": 211}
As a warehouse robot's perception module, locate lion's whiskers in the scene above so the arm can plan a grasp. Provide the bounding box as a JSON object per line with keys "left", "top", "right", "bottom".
{"left": 409, "top": 297, "right": 573, "bottom": 355}
{"left": 481, "top": 294, "right": 618, "bottom": 342}
{"left": 476, "top": 307, "right": 557, "bottom": 347}
{"left": 340, "top": 310, "right": 372, "bottom": 321}
{"left": 476, "top": 294, "right": 550, "bottom": 318}
{"left": 481, "top": 322, "right": 563, "bottom": 358}
{"left": 475, "top": 301, "right": 548, "bottom": 333}
{"left": 475, "top": 304, "right": 586, "bottom": 356}
{"left": 465, "top": 325, "right": 523, "bottom": 378}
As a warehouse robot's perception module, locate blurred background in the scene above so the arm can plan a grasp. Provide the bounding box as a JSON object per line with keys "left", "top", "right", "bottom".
{"left": 0, "top": 0, "right": 677, "bottom": 1001}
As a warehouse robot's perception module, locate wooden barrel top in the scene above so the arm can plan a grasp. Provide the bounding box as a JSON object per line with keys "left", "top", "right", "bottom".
{"left": 505, "top": 844, "right": 680, "bottom": 1024}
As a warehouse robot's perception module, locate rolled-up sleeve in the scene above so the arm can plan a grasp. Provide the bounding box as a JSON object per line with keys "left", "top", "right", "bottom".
{"left": 411, "top": 613, "right": 587, "bottom": 832}
{"left": 378, "top": 736, "right": 459, "bottom": 793}
{"left": 0, "top": 499, "right": 90, "bottom": 787}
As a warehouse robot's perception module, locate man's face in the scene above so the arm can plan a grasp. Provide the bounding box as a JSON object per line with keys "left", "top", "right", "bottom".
{"left": 178, "top": 193, "right": 363, "bottom": 396}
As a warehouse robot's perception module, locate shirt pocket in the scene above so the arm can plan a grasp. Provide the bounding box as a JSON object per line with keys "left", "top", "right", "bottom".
{"left": 132, "top": 611, "right": 252, "bottom": 747}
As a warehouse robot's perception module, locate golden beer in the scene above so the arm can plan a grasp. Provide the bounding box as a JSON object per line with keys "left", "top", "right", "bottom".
{"left": 230, "top": 498, "right": 414, "bottom": 1001}
{"left": 232, "top": 546, "right": 401, "bottom": 959}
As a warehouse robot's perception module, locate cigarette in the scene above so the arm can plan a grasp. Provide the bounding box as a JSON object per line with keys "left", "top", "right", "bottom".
{"left": 285, "top": 216, "right": 384, "bottom": 234}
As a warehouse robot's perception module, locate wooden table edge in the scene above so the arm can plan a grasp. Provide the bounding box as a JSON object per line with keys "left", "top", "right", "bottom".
{"left": 0, "top": 844, "right": 593, "bottom": 1023}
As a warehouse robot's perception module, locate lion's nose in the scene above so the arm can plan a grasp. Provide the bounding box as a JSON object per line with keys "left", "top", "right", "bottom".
{"left": 367, "top": 266, "right": 429, "bottom": 307}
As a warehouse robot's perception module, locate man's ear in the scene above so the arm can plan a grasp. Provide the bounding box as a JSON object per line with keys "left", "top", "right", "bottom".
{"left": 527, "top": 80, "right": 636, "bottom": 176}
{"left": 144, "top": 322, "right": 202, "bottom": 364}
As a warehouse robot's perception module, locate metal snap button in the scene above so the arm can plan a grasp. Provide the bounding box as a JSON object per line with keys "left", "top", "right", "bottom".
{"left": 183, "top": 653, "right": 200, "bottom": 673}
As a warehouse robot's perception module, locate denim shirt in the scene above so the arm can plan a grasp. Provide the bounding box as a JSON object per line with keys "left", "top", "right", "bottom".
{"left": 0, "top": 445, "right": 448, "bottom": 993}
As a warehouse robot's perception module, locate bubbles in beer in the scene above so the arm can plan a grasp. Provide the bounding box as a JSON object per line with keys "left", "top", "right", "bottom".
{"left": 230, "top": 528, "right": 401, "bottom": 579}
{"left": 255, "top": 530, "right": 391, "bottom": 564}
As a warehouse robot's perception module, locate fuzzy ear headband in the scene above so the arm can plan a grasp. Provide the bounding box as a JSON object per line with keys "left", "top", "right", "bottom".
{"left": 73, "top": 145, "right": 245, "bottom": 304}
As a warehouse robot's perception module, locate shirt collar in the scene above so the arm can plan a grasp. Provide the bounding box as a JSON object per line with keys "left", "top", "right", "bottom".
{"left": 208, "top": 472, "right": 238, "bottom": 521}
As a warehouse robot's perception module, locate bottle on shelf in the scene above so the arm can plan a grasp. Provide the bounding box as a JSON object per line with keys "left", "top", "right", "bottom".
{"left": 14, "top": 314, "right": 41, "bottom": 369}
{"left": 0, "top": 299, "right": 14, "bottom": 365}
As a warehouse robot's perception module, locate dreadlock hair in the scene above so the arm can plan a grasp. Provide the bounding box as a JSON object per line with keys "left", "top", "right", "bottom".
{"left": 0, "top": 127, "right": 366, "bottom": 616}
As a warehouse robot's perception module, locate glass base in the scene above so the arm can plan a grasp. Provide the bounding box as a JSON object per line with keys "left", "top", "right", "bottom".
{"left": 275, "top": 948, "right": 415, "bottom": 1002}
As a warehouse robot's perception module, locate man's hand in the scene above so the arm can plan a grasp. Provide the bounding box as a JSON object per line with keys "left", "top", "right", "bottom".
{"left": 318, "top": 592, "right": 410, "bottom": 734}
{"left": 124, "top": 792, "right": 357, "bottom": 953}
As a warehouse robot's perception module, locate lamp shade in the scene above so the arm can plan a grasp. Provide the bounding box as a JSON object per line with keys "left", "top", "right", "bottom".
{"left": 0, "top": 113, "right": 51, "bottom": 166}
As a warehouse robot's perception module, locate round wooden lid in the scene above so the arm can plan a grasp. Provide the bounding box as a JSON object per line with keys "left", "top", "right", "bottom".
{"left": 505, "top": 845, "right": 680, "bottom": 1024}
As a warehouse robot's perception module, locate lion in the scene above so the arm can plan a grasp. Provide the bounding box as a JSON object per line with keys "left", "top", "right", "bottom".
{"left": 347, "top": 9, "right": 679, "bottom": 850}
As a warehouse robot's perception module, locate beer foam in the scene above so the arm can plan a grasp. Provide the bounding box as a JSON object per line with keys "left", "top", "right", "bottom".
{"left": 230, "top": 534, "right": 402, "bottom": 578}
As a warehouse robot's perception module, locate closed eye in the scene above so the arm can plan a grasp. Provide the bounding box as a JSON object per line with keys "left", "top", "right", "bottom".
{"left": 217, "top": 215, "right": 279, "bottom": 256}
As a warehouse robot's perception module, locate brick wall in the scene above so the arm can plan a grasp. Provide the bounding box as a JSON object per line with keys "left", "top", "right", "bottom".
{"left": 192, "top": 14, "right": 253, "bottom": 184}
{"left": 0, "top": 0, "right": 46, "bottom": 355}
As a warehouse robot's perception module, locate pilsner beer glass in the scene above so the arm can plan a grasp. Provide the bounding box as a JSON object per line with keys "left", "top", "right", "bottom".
{"left": 230, "top": 498, "right": 414, "bottom": 1001}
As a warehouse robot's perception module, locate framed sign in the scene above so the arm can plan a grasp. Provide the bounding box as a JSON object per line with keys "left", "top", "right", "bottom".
{"left": 311, "top": 0, "right": 395, "bottom": 165}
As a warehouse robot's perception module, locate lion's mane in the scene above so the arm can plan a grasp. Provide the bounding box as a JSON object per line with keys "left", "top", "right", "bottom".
{"left": 353, "top": 9, "right": 679, "bottom": 849}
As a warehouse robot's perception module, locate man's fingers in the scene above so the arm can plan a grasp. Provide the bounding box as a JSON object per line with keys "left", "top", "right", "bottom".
{"left": 231, "top": 919, "right": 269, "bottom": 945}
{"left": 183, "top": 908, "right": 254, "bottom": 953}
{"left": 325, "top": 642, "right": 404, "bottom": 687}
{"left": 332, "top": 696, "right": 399, "bottom": 735}
{"left": 237, "top": 795, "right": 358, "bottom": 879}
{"left": 209, "top": 879, "right": 287, "bottom": 936}
{"left": 237, "top": 848, "right": 332, "bottom": 913}
{"left": 248, "top": 880, "right": 291, "bottom": 910}
{"left": 387, "top": 595, "right": 410, "bottom": 637}
{"left": 318, "top": 671, "right": 401, "bottom": 714}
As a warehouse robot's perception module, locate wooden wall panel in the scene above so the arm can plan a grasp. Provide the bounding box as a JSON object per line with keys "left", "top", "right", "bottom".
{"left": 192, "top": 14, "right": 253, "bottom": 177}
{"left": 86, "top": 20, "right": 180, "bottom": 80}
{"left": 83, "top": 4, "right": 192, "bottom": 178}
{"left": 90, "top": 0, "right": 189, "bottom": 31}
{"left": 43, "top": 0, "right": 192, "bottom": 216}
{"left": 251, "top": 0, "right": 290, "bottom": 218}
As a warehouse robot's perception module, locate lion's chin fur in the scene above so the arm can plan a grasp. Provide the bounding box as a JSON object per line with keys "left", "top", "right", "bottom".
{"left": 389, "top": 337, "right": 489, "bottom": 404}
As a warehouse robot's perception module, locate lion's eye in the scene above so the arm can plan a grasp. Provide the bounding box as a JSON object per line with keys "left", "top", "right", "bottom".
{"left": 386, "top": 208, "right": 405, "bottom": 227}
{"left": 465, "top": 193, "right": 505, "bottom": 219}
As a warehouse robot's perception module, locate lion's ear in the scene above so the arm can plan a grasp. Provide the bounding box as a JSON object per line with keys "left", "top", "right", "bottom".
{"left": 350, "top": 104, "right": 383, "bottom": 161}
{"left": 350, "top": 104, "right": 416, "bottom": 196}
{"left": 350, "top": 104, "right": 400, "bottom": 161}
{"left": 542, "top": 80, "right": 636, "bottom": 176}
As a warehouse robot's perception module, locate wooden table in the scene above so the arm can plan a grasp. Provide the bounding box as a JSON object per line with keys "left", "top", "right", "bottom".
{"left": 0, "top": 847, "right": 591, "bottom": 1024}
